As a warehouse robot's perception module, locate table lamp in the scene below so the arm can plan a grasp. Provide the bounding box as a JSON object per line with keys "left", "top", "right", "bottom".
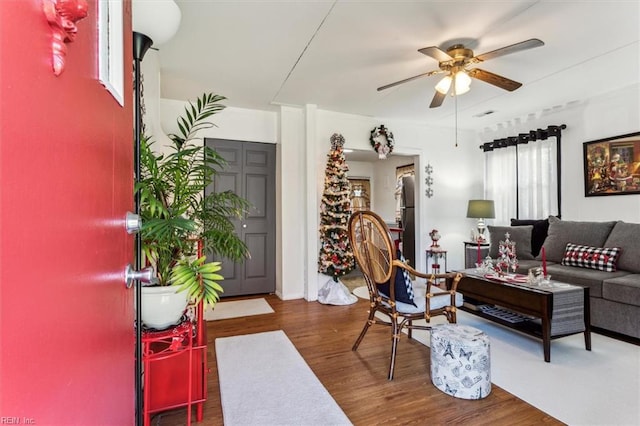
{"left": 466, "top": 199, "right": 495, "bottom": 242}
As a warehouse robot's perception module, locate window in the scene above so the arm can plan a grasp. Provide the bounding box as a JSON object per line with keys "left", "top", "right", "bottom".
{"left": 483, "top": 125, "right": 565, "bottom": 224}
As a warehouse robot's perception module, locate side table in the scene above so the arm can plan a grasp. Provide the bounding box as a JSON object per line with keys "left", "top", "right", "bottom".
{"left": 464, "top": 241, "right": 490, "bottom": 268}
{"left": 426, "top": 248, "right": 447, "bottom": 285}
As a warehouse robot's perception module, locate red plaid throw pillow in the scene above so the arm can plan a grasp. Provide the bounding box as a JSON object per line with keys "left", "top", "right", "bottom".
{"left": 561, "top": 243, "right": 621, "bottom": 272}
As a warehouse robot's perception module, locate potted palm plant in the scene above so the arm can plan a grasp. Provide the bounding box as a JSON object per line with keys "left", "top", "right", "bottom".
{"left": 137, "top": 92, "right": 250, "bottom": 329}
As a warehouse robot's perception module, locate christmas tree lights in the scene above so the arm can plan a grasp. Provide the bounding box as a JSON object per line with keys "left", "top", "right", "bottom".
{"left": 317, "top": 133, "right": 356, "bottom": 280}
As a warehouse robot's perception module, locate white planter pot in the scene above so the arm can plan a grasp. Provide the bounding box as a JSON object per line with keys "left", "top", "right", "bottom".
{"left": 140, "top": 286, "right": 189, "bottom": 330}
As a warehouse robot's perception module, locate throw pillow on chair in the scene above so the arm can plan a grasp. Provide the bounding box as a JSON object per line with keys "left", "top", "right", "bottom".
{"left": 377, "top": 250, "right": 416, "bottom": 306}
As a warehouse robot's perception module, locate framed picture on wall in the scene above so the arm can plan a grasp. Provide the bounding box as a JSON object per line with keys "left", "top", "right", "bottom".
{"left": 583, "top": 131, "right": 640, "bottom": 196}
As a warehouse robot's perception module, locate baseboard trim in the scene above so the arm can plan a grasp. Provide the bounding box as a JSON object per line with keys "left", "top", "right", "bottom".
{"left": 592, "top": 326, "right": 640, "bottom": 346}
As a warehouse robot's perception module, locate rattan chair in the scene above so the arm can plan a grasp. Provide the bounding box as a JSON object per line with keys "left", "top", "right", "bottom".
{"left": 347, "top": 210, "right": 463, "bottom": 380}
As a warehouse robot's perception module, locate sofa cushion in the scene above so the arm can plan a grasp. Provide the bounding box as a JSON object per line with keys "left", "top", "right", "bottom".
{"left": 603, "top": 221, "right": 640, "bottom": 273}
{"left": 539, "top": 216, "right": 617, "bottom": 262}
{"left": 488, "top": 225, "right": 534, "bottom": 260}
{"left": 561, "top": 243, "right": 621, "bottom": 272}
{"left": 590, "top": 297, "right": 640, "bottom": 339}
{"left": 545, "top": 264, "right": 628, "bottom": 298}
{"left": 602, "top": 274, "right": 640, "bottom": 306}
{"left": 510, "top": 218, "right": 549, "bottom": 257}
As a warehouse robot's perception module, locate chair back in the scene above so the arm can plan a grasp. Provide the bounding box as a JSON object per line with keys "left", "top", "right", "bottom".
{"left": 348, "top": 211, "right": 463, "bottom": 380}
{"left": 348, "top": 211, "right": 398, "bottom": 298}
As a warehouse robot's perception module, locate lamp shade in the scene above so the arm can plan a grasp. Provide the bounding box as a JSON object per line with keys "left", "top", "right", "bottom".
{"left": 133, "top": 0, "right": 182, "bottom": 46}
{"left": 466, "top": 200, "right": 495, "bottom": 219}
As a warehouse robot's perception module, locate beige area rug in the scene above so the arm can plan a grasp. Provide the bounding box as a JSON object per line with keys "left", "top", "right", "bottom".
{"left": 353, "top": 285, "right": 369, "bottom": 299}
{"left": 204, "top": 298, "right": 274, "bottom": 321}
{"left": 216, "top": 330, "right": 352, "bottom": 425}
{"left": 340, "top": 275, "right": 366, "bottom": 293}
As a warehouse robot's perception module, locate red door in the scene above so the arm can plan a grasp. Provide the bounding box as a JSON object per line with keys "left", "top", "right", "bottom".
{"left": 0, "top": 1, "right": 135, "bottom": 424}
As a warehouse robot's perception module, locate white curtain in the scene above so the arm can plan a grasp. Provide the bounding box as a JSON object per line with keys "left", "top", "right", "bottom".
{"left": 484, "top": 146, "right": 517, "bottom": 225}
{"left": 517, "top": 139, "right": 558, "bottom": 219}
{"left": 484, "top": 139, "right": 558, "bottom": 224}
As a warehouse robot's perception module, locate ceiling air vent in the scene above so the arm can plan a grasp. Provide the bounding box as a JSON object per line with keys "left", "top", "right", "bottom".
{"left": 473, "top": 110, "right": 495, "bottom": 117}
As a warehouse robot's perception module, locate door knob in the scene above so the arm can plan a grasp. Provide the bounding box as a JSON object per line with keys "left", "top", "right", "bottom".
{"left": 125, "top": 211, "right": 142, "bottom": 234}
{"left": 124, "top": 264, "right": 156, "bottom": 289}
{"left": 242, "top": 223, "right": 247, "bottom": 228}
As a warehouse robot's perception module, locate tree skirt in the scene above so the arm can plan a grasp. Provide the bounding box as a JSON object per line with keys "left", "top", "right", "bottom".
{"left": 317, "top": 274, "right": 357, "bottom": 305}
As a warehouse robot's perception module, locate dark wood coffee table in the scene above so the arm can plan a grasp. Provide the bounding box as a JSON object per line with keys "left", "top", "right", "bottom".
{"left": 453, "top": 269, "right": 591, "bottom": 362}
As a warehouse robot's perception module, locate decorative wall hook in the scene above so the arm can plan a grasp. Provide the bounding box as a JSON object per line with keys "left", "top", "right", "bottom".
{"left": 43, "top": 0, "right": 89, "bottom": 76}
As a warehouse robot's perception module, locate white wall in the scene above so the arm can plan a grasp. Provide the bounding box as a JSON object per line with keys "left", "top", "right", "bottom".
{"left": 316, "top": 110, "right": 481, "bottom": 273}
{"left": 565, "top": 85, "right": 640, "bottom": 221}
{"left": 157, "top": 83, "right": 638, "bottom": 302}
{"left": 160, "top": 99, "right": 278, "bottom": 144}
{"left": 479, "top": 83, "right": 640, "bottom": 223}
{"left": 347, "top": 161, "right": 374, "bottom": 179}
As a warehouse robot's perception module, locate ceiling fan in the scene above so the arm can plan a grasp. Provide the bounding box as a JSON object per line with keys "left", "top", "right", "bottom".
{"left": 377, "top": 38, "right": 544, "bottom": 108}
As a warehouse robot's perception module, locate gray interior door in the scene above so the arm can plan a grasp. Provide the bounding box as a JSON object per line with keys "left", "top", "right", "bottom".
{"left": 205, "top": 139, "right": 276, "bottom": 297}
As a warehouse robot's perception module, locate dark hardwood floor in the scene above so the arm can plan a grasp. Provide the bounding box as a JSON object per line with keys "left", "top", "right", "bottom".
{"left": 154, "top": 294, "right": 562, "bottom": 425}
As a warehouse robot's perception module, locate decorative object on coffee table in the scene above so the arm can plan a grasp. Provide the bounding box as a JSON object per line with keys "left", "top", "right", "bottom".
{"left": 466, "top": 199, "right": 495, "bottom": 242}
{"left": 495, "top": 232, "right": 518, "bottom": 275}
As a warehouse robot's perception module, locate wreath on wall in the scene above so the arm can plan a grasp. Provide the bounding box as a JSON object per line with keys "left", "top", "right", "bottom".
{"left": 370, "top": 125, "right": 394, "bottom": 159}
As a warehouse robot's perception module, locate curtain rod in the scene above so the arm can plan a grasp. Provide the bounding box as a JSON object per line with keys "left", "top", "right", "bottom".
{"left": 479, "top": 124, "right": 567, "bottom": 151}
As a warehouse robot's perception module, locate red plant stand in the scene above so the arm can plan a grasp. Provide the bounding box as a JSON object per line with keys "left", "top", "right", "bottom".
{"left": 141, "top": 241, "right": 208, "bottom": 426}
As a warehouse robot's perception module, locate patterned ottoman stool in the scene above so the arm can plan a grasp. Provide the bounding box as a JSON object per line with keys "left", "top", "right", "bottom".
{"left": 430, "top": 324, "right": 491, "bottom": 399}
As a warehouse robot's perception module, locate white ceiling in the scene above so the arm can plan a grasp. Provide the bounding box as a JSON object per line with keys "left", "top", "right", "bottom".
{"left": 156, "top": 1, "right": 640, "bottom": 132}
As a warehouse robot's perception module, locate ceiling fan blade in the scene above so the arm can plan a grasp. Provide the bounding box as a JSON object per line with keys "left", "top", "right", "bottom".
{"left": 474, "top": 38, "right": 544, "bottom": 62}
{"left": 418, "top": 46, "right": 453, "bottom": 62}
{"left": 429, "top": 90, "right": 446, "bottom": 108}
{"left": 377, "top": 70, "right": 441, "bottom": 91}
{"left": 468, "top": 68, "right": 522, "bottom": 91}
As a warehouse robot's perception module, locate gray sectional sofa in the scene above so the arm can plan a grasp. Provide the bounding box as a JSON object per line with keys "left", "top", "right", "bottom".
{"left": 488, "top": 216, "right": 640, "bottom": 340}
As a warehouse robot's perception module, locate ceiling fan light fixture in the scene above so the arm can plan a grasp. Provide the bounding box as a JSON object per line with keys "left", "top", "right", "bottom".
{"left": 454, "top": 70, "right": 471, "bottom": 95}
{"left": 382, "top": 38, "right": 543, "bottom": 107}
{"left": 435, "top": 75, "right": 452, "bottom": 94}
